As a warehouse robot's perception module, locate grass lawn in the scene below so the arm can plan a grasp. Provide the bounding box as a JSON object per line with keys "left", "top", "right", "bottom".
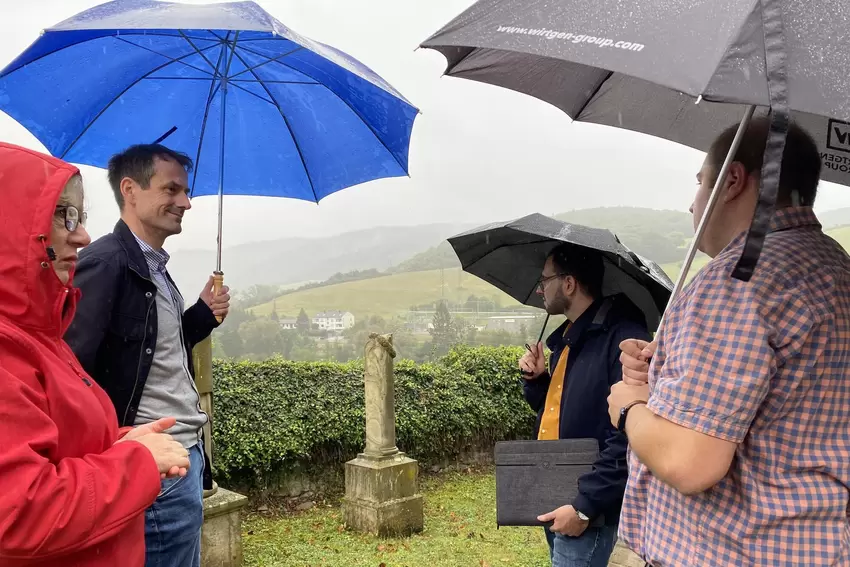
{"left": 243, "top": 469, "right": 550, "bottom": 567}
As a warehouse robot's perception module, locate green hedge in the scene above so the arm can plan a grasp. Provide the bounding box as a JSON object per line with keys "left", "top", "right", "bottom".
{"left": 211, "top": 345, "right": 534, "bottom": 482}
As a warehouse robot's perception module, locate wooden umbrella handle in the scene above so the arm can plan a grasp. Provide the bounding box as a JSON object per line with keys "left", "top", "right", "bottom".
{"left": 213, "top": 271, "right": 224, "bottom": 323}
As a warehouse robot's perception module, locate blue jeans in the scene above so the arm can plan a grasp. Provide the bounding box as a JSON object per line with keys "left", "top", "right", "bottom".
{"left": 544, "top": 524, "right": 618, "bottom": 567}
{"left": 144, "top": 443, "right": 205, "bottom": 567}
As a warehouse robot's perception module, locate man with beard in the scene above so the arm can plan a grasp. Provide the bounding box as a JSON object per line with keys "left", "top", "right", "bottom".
{"left": 519, "top": 244, "right": 651, "bottom": 567}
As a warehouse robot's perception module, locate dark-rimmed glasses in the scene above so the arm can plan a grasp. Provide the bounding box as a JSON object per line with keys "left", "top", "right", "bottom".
{"left": 536, "top": 273, "right": 567, "bottom": 291}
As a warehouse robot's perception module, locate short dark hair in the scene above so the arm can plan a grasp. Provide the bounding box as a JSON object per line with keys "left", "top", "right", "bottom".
{"left": 107, "top": 144, "right": 194, "bottom": 209}
{"left": 547, "top": 244, "right": 605, "bottom": 300}
{"left": 706, "top": 116, "right": 821, "bottom": 207}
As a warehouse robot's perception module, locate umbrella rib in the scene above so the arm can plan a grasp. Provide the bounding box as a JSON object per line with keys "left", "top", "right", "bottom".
{"left": 142, "top": 77, "right": 213, "bottom": 81}
{"left": 58, "top": 43, "right": 220, "bottom": 160}
{"left": 231, "top": 79, "right": 318, "bottom": 84}
{"left": 227, "top": 43, "right": 318, "bottom": 201}
{"left": 113, "top": 36, "right": 215, "bottom": 76}
{"left": 117, "top": 31, "right": 215, "bottom": 42}
{"left": 189, "top": 42, "right": 228, "bottom": 197}
{"left": 178, "top": 31, "right": 221, "bottom": 77}
{"left": 0, "top": 31, "right": 216, "bottom": 79}
{"left": 237, "top": 43, "right": 409, "bottom": 174}
{"left": 226, "top": 81, "right": 276, "bottom": 106}
{"left": 459, "top": 239, "right": 556, "bottom": 271}
{"left": 228, "top": 46, "right": 305, "bottom": 80}
{"left": 573, "top": 71, "right": 614, "bottom": 120}
{"left": 189, "top": 81, "right": 221, "bottom": 195}
{"left": 231, "top": 37, "right": 292, "bottom": 42}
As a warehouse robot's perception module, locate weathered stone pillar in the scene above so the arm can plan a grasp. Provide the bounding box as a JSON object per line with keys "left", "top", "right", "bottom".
{"left": 343, "top": 334, "right": 424, "bottom": 536}
{"left": 192, "top": 336, "right": 218, "bottom": 498}
{"left": 192, "top": 337, "right": 248, "bottom": 567}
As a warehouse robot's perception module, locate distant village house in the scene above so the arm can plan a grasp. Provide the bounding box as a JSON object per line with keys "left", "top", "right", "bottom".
{"left": 279, "top": 318, "right": 298, "bottom": 330}
{"left": 313, "top": 311, "right": 355, "bottom": 332}
{"left": 484, "top": 314, "right": 538, "bottom": 333}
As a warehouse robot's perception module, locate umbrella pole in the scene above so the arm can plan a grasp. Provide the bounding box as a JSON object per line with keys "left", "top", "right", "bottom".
{"left": 213, "top": 79, "right": 228, "bottom": 323}
{"left": 657, "top": 104, "right": 756, "bottom": 331}
{"left": 536, "top": 314, "right": 550, "bottom": 345}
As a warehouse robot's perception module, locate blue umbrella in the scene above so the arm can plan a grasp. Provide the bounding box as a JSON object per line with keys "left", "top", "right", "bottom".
{"left": 0, "top": 0, "right": 418, "bottom": 289}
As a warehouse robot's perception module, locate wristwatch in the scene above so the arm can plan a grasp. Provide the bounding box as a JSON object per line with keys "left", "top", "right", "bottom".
{"left": 617, "top": 400, "right": 648, "bottom": 432}
{"left": 574, "top": 508, "right": 590, "bottom": 522}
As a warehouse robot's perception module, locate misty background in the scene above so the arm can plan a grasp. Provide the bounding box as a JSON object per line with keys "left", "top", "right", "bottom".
{"left": 2, "top": 0, "right": 849, "bottom": 334}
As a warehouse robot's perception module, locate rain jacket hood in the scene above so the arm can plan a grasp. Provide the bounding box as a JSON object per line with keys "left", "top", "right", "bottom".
{"left": 0, "top": 142, "right": 80, "bottom": 336}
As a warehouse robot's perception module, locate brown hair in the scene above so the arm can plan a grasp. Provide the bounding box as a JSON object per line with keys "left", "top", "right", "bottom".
{"left": 107, "top": 144, "right": 193, "bottom": 209}
{"left": 706, "top": 116, "right": 821, "bottom": 207}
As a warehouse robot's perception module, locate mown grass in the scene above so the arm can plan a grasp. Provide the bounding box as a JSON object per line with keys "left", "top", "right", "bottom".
{"left": 243, "top": 469, "right": 550, "bottom": 567}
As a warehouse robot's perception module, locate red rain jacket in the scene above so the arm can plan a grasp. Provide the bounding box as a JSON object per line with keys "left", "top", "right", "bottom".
{"left": 0, "top": 142, "right": 161, "bottom": 566}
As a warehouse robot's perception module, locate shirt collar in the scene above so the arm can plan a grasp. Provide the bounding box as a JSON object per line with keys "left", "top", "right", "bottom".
{"left": 768, "top": 206, "right": 821, "bottom": 233}
{"left": 131, "top": 232, "right": 170, "bottom": 272}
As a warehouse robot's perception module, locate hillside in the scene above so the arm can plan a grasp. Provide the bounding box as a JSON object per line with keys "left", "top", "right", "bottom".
{"left": 557, "top": 207, "right": 696, "bottom": 264}
{"left": 253, "top": 225, "right": 850, "bottom": 322}
{"left": 387, "top": 240, "right": 460, "bottom": 273}
{"left": 250, "top": 268, "right": 524, "bottom": 320}
{"left": 182, "top": 206, "right": 850, "bottom": 309}
{"left": 386, "top": 207, "right": 700, "bottom": 275}
{"left": 167, "top": 221, "right": 474, "bottom": 293}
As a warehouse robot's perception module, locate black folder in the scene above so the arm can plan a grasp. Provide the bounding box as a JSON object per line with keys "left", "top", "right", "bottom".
{"left": 494, "top": 438, "right": 600, "bottom": 527}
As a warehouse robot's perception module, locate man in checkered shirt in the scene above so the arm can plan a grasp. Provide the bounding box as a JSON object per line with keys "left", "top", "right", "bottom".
{"left": 607, "top": 117, "right": 850, "bottom": 566}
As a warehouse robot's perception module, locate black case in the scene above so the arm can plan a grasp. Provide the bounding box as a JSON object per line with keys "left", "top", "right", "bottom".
{"left": 494, "top": 438, "right": 599, "bottom": 526}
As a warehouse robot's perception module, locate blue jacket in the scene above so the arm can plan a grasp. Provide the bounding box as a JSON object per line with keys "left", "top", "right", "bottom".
{"left": 523, "top": 294, "right": 652, "bottom": 525}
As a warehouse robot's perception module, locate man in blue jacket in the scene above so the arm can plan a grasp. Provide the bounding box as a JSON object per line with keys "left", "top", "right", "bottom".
{"left": 519, "top": 243, "right": 651, "bottom": 567}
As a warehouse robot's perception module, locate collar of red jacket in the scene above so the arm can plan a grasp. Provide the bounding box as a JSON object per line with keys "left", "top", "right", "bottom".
{"left": 0, "top": 142, "right": 81, "bottom": 336}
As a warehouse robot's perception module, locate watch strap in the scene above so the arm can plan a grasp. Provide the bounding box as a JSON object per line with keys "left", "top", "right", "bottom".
{"left": 618, "top": 400, "right": 648, "bottom": 432}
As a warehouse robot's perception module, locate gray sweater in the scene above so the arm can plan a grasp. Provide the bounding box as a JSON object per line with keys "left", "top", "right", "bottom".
{"left": 134, "top": 275, "right": 208, "bottom": 448}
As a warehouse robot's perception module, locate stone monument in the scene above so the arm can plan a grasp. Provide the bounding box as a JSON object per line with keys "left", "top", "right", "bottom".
{"left": 193, "top": 337, "right": 249, "bottom": 567}
{"left": 343, "top": 333, "right": 424, "bottom": 536}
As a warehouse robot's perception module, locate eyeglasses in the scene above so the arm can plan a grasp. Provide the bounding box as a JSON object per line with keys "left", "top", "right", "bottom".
{"left": 55, "top": 205, "right": 87, "bottom": 232}
{"left": 536, "top": 273, "right": 567, "bottom": 291}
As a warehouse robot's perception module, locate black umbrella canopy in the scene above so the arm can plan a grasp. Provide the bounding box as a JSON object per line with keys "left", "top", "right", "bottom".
{"left": 423, "top": 0, "right": 850, "bottom": 292}
{"left": 420, "top": 0, "right": 850, "bottom": 187}
{"left": 449, "top": 214, "right": 673, "bottom": 332}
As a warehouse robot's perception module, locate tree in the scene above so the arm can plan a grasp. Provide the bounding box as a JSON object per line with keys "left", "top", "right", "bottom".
{"left": 238, "top": 318, "right": 284, "bottom": 359}
{"left": 217, "top": 327, "right": 244, "bottom": 359}
{"left": 213, "top": 307, "right": 254, "bottom": 359}
{"left": 296, "top": 308, "right": 310, "bottom": 333}
{"left": 429, "top": 300, "right": 463, "bottom": 359}
{"left": 238, "top": 284, "right": 284, "bottom": 309}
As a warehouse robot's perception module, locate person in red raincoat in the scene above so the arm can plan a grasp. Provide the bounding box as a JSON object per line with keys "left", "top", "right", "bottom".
{"left": 0, "top": 142, "right": 192, "bottom": 567}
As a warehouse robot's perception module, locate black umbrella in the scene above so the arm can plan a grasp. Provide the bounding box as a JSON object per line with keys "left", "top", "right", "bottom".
{"left": 449, "top": 213, "right": 673, "bottom": 333}
{"left": 422, "top": 0, "right": 850, "bottom": 312}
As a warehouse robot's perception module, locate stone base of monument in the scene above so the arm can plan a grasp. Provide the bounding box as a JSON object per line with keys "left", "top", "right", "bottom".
{"left": 343, "top": 453, "right": 424, "bottom": 536}
{"left": 201, "top": 485, "right": 249, "bottom": 567}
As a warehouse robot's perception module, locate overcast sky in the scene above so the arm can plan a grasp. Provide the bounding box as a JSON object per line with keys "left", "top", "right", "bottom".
{"left": 2, "top": 0, "right": 849, "bottom": 252}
